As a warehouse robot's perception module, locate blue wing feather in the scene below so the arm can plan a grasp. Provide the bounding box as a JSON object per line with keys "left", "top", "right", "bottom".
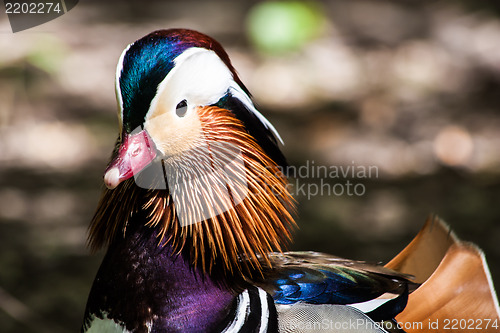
{"left": 263, "top": 252, "right": 409, "bottom": 307}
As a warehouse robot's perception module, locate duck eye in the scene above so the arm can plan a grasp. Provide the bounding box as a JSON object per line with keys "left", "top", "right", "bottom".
{"left": 175, "top": 100, "right": 188, "bottom": 117}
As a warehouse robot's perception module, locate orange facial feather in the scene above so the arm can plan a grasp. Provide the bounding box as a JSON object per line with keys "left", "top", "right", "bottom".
{"left": 88, "top": 106, "right": 296, "bottom": 281}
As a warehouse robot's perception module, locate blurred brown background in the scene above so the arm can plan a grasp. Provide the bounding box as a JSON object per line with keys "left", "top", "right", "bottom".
{"left": 1, "top": 1, "right": 499, "bottom": 332}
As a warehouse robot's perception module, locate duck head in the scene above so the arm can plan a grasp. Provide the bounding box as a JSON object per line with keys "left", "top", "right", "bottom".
{"left": 103, "top": 29, "right": 284, "bottom": 190}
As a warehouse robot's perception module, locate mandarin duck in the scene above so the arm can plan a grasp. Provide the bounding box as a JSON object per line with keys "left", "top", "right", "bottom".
{"left": 81, "top": 29, "right": 500, "bottom": 333}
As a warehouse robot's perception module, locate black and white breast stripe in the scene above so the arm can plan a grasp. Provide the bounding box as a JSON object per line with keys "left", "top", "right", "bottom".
{"left": 221, "top": 287, "right": 278, "bottom": 333}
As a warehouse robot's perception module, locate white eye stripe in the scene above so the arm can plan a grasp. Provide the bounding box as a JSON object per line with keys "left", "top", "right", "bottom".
{"left": 118, "top": 45, "right": 284, "bottom": 147}
{"left": 115, "top": 43, "right": 132, "bottom": 134}
{"left": 117, "top": 47, "right": 225, "bottom": 122}
{"left": 146, "top": 48, "right": 232, "bottom": 122}
{"left": 149, "top": 47, "right": 284, "bottom": 145}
